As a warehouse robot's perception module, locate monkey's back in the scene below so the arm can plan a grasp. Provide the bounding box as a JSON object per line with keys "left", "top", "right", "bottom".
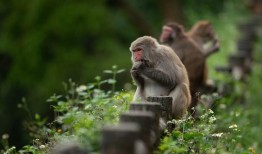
{"left": 170, "top": 37, "right": 205, "bottom": 92}
{"left": 159, "top": 44, "right": 190, "bottom": 85}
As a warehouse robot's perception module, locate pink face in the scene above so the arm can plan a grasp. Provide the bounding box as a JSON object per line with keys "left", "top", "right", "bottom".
{"left": 160, "top": 26, "right": 174, "bottom": 42}
{"left": 132, "top": 48, "right": 143, "bottom": 61}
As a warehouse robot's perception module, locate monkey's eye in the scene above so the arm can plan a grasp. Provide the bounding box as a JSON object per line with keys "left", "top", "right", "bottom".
{"left": 133, "top": 48, "right": 142, "bottom": 52}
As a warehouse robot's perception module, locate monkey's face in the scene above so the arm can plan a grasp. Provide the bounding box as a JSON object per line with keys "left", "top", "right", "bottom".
{"left": 132, "top": 47, "right": 143, "bottom": 62}
{"left": 202, "top": 28, "right": 215, "bottom": 42}
{"left": 130, "top": 36, "right": 158, "bottom": 63}
{"left": 160, "top": 26, "right": 175, "bottom": 43}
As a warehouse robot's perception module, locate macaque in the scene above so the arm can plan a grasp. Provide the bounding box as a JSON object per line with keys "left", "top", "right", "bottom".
{"left": 130, "top": 36, "right": 191, "bottom": 119}
{"left": 248, "top": 0, "right": 262, "bottom": 14}
{"left": 159, "top": 22, "right": 206, "bottom": 113}
{"left": 188, "top": 21, "right": 219, "bottom": 92}
{"left": 187, "top": 20, "right": 220, "bottom": 58}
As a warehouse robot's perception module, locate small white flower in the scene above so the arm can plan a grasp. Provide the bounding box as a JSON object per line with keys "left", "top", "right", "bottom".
{"left": 113, "top": 105, "right": 117, "bottom": 109}
{"left": 229, "top": 124, "right": 238, "bottom": 129}
{"left": 2, "top": 134, "right": 9, "bottom": 139}
{"left": 208, "top": 109, "right": 214, "bottom": 114}
{"left": 211, "top": 132, "right": 223, "bottom": 137}
{"left": 235, "top": 112, "right": 240, "bottom": 117}
{"left": 233, "top": 128, "right": 238, "bottom": 132}
{"left": 219, "top": 104, "right": 226, "bottom": 109}
{"left": 175, "top": 119, "right": 184, "bottom": 125}
{"left": 200, "top": 115, "right": 205, "bottom": 119}
{"left": 209, "top": 116, "right": 216, "bottom": 123}
{"left": 200, "top": 112, "right": 209, "bottom": 119}
{"left": 76, "top": 85, "right": 87, "bottom": 93}
{"left": 5, "top": 146, "right": 16, "bottom": 153}
{"left": 17, "top": 104, "right": 23, "bottom": 108}
{"left": 212, "top": 92, "right": 219, "bottom": 97}
{"left": 39, "top": 145, "right": 46, "bottom": 149}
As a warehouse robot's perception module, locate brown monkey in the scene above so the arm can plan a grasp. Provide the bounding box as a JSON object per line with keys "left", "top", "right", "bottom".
{"left": 187, "top": 21, "right": 219, "bottom": 91}
{"left": 159, "top": 22, "right": 206, "bottom": 113}
{"left": 130, "top": 36, "right": 191, "bottom": 119}
{"left": 187, "top": 20, "right": 220, "bottom": 58}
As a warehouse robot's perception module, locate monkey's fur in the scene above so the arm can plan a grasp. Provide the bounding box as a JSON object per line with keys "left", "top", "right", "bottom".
{"left": 130, "top": 36, "right": 191, "bottom": 119}
{"left": 187, "top": 20, "right": 220, "bottom": 58}
{"left": 160, "top": 22, "right": 206, "bottom": 114}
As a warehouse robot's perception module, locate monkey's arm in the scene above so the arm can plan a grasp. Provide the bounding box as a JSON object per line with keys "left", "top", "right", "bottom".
{"left": 131, "top": 69, "right": 144, "bottom": 87}
{"left": 140, "top": 68, "right": 176, "bottom": 89}
{"left": 204, "top": 39, "right": 220, "bottom": 58}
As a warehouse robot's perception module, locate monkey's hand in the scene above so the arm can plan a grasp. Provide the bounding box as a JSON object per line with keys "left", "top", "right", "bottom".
{"left": 134, "top": 59, "right": 154, "bottom": 71}
{"left": 131, "top": 69, "right": 139, "bottom": 76}
{"left": 130, "top": 69, "right": 144, "bottom": 86}
{"left": 204, "top": 38, "right": 220, "bottom": 57}
{"left": 212, "top": 39, "right": 220, "bottom": 52}
{"left": 132, "top": 61, "right": 143, "bottom": 70}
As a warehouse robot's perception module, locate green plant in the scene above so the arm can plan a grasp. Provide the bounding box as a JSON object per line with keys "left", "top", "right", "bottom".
{"left": 104, "top": 65, "right": 125, "bottom": 94}
{"left": 45, "top": 66, "right": 129, "bottom": 152}
{"left": 1, "top": 66, "right": 130, "bottom": 154}
{"left": 156, "top": 107, "right": 249, "bottom": 154}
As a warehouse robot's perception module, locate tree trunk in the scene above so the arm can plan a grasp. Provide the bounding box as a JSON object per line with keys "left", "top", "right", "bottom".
{"left": 156, "top": 0, "right": 184, "bottom": 25}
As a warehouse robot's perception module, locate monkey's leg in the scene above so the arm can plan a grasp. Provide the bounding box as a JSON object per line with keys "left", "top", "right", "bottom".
{"left": 133, "top": 87, "right": 146, "bottom": 102}
{"left": 169, "top": 83, "right": 191, "bottom": 119}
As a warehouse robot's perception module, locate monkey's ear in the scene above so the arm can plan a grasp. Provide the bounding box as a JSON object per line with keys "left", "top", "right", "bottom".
{"left": 178, "top": 25, "right": 185, "bottom": 32}
{"left": 205, "top": 20, "right": 211, "bottom": 25}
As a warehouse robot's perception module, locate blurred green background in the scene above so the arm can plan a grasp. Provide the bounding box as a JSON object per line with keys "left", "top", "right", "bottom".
{"left": 0, "top": 0, "right": 251, "bottom": 148}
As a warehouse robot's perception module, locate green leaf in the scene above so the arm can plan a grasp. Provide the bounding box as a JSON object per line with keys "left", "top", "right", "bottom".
{"left": 100, "top": 80, "right": 108, "bottom": 84}
{"left": 107, "top": 79, "right": 116, "bottom": 84}
{"left": 87, "top": 84, "right": 95, "bottom": 89}
{"left": 112, "top": 65, "right": 118, "bottom": 70}
{"left": 35, "top": 114, "right": 40, "bottom": 120}
{"left": 116, "top": 69, "right": 125, "bottom": 74}
{"left": 183, "top": 132, "right": 203, "bottom": 140}
{"left": 62, "top": 115, "right": 74, "bottom": 124}
{"left": 84, "top": 104, "right": 92, "bottom": 110}
{"left": 103, "top": 70, "right": 113, "bottom": 74}
{"left": 95, "top": 76, "right": 101, "bottom": 81}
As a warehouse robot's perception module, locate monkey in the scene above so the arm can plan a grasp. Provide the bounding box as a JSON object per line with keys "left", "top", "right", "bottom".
{"left": 187, "top": 20, "right": 220, "bottom": 58}
{"left": 159, "top": 22, "right": 206, "bottom": 114}
{"left": 187, "top": 21, "right": 220, "bottom": 92}
{"left": 248, "top": 0, "right": 262, "bottom": 15}
{"left": 130, "top": 36, "right": 191, "bottom": 119}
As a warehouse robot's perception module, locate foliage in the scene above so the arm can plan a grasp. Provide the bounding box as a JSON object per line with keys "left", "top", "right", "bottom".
{"left": 156, "top": 109, "right": 244, "bottom": 154}
{"left": 1, "top": 66, "right": 131, "bottom": 153}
